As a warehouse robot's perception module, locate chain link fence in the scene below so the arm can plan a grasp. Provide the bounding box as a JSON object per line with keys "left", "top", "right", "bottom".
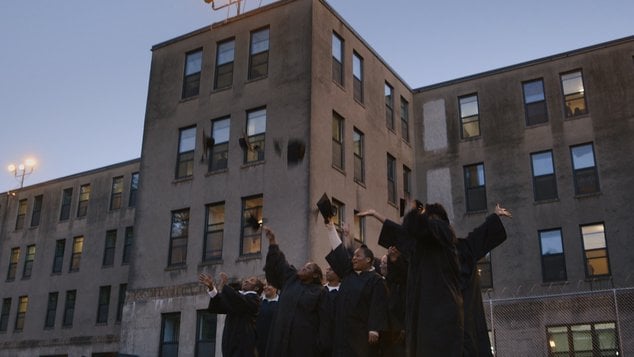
{"left": 483, "top": 285, "right": 633, "bottom": 356}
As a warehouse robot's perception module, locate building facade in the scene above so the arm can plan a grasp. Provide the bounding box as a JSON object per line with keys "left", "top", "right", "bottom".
{"left": 0, "top": 159, "right": 140, "bottom": 356}
{"left": 1, "top": 0, "right": 633, "bottom": 356}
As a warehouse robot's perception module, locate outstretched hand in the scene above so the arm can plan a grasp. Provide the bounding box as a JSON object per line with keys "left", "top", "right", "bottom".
{"left": 357, "top": 209, "right": 385, "bottom": 223}
{"left": 495, "top": 203, "right": 512, "bottom": 218}
{"left": 198, "top": 272, "right": 214, "bottom": 290}
{"left": 263, "top": 225, "right": 276, "bottom": 245}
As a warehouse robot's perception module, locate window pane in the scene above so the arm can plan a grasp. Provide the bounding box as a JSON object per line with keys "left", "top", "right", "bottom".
{"left": 524, "top": 80, "right": 545, "bottom": 103}
{"left": 212, "top": 118, "right": 230, "bottom": 144}
{"left": 532, "top": 151, "right": 554, "bottom": 176}
{"left": 465, "top": 164, "right": 485, "bottom": 187}
{"left": 185, "top": 51, "right": 202, "bottom": 76}
{"left": 572, "top": 144, "right": 595, "bottom": 169}
{"left": 251, "top": 29, "right": 269, "bottom": 54}
{"left": 561, "top": 72, "right": 584, "bottom": 95}
{"left": 217, "top": 40, "right": 234, "bottom": 65}
{"left": 582, "top": 224, "right": 605, "bottom": 250}
{"left": 247, "top": 109, "right": 266, "bottom": 135}
{"left": 332, "top": 33, "right": 342, "bottom": 61}
{"left": 179, "top": 128, "right": 196, "bottom": 153}
{"left": 540, "top": 230, "right": 563, "bottom": 255}
{"left": 353, "top": 53, "right": 362, "bottom": 79}
{"left": 460, "top": 95, "right": 479, "bottom": 118}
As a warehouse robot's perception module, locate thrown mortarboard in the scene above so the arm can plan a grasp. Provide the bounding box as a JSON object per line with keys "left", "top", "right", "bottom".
{"left": 316, "top": 193, "right": 335, "bottom": 221}
{"left": 287, "top": 139, "right": 306, "bottom": 166}
{"left": 246, "top": 214, "right": 262, "bottom": 231}
{"left": 378, "top": 220, "right": 408, "bottom": 249}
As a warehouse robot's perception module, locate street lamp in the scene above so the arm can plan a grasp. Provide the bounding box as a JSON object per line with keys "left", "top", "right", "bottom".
{"left": 7, "top": 158, "right": 36, "bottom": 188}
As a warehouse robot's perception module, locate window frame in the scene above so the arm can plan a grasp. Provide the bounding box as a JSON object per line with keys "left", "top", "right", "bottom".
{"left": 168, "top": 209, "right": 190, "bottom": 267}
{"left": 182, "top": 48, "right": 203, "bottom": 99}
{"left": 531, "top": 150, "right": 558, "bottom": 202}
{"left": 96, "top": 285, "right": 111, "bottom": 324}
{"left": 0, "top": 298, "right": 11, "bottom": 332}
{"left": 214, "top": 38, "right": 235, "bottom": 89}
{"left": 69, "top": 236, "right": 84, "bottom": 273}
{"left": 248, "top": 27, "right": 270, "bottom": 80}
{"left": 15, "top": 199, "right": 27, "bottom": 230}
{"left": 400, "top": 96, "right": 410, "bottom": 142}
{"left": 52, "top": 239, "right": 65, "bottom": 274}
{"left": 570, "top": 143, "right": 600, "bottom": 195}
{"left": 7, "top": 247, "right": 20, "bottom": 281}
{"left": 332, "top": 112, "right": 344, "bottom": 171}
{"left": 122, "top": 226, "right": 133, "bottom": 265}
{"left": 352, "top": 51, "right": 364, "bottom": 103}
{"left": 353, "top": 128, "right": 364, "bottom": 184}
{"left": 332, "top": 32, "right": 344, "bottom": 86}
{"left": 62, "top": 290, "right": 76, "bottom": 327}
{"left": 128, "top": 172, "right": 139, "bottom": 207}
{"left": 44, "top": 292, "right": 58, "bottom": 329}
{"left": 539, "top": 228, "right": 567, "bottom": 283}
{"left": 241, "top": 195, "right": 263, "bottom": 256}
{"left": 102, "top": 230, "right": 117, "bottom": 267}
{"left": 160, "top": 312, "right": 181, "bottom": 357}
{"left": 210, "top": 116, "right": 230, "bottom": 172}
{"left": 59, "top": 187, "right": 73, "bottom": 221}
{"left": 560, "top": 69, "right": 588, "bottom": 118}
{"left": 459, "top": 93, "right": 481, "bottom": 139}
{"left": 176, "top": 126, "right": 196, "bottom": 179}
{"left": 14, "top": 296, "right": 28, "bottom": 332}
{"left": 31, "top": 194, "right": 43, "bottom": 227}
{"left": 522, "top": 78, "right": 549, "bottom": 126}
{"left": 387, "top": 154, "right": 397, "bottom": 205}
{"left": 76, "top": 184, "right": 91, "bottom": 218}
{"left": 22, "top": 244, "right": 35, "bottom": 279}
{"left": 244, "top": 108, "right": 266, "bottom": 164}
{"left": 385, "top": 82, "right": 394, "bottom": 130}
{"left": 195, "top": 310, "right": 217, "bottom": 357}
{"left": 580, "top": 222, "right": 611, "bottom": 278}
{"left": 109, "top": 176, "right": 124, "bottom": 210}
{"left": 464, "top": 163, "right": 487, "bottom": 212}
{"left": 204, "top": 202, "right": 225, "bottom": 262}
{"left": 546, "top": 321, "right": 619, "bottom": 356}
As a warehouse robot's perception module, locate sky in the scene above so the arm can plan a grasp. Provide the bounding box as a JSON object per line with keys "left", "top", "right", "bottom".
{"left": 1, "top": 0, "right": 632, "bottom": 193}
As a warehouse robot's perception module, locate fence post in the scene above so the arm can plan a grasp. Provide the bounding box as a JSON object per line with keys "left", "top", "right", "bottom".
{"left": 613, "top": 288, "right": 624, "bottom": 355}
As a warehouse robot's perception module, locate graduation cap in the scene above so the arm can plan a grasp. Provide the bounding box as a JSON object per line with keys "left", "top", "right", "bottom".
{"left": 287, "top": 139, "right": 306, "bottom": 166}
{"left": 316, "top": 193, "right": 335, "bottom": 222}
{"left": 246, "top": 214, "right": 263, "bottom": 231}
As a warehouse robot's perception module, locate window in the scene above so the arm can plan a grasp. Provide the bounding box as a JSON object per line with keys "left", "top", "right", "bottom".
{"left": 244, "top": 109, "right": 266, "bottom": 164}
{"left": 331, "top": 199, "right": 345, "bottom": 232}
{"left": 571, "top": 143, "right": 600, "bottom": 195}
{"left": 22, "top": 244, "right": 35, "bottom": 279}
{"left": 1, "top": 298, "right": 11, "bottom": 332}
{"left": 581, "top": 223, "right": 610, "bottom": 277}
{"left": 109, "top": 176, "right": 124, "bottom": 210}
{"left": 169, "top": 209, "right": 190, "bottom": 267}
{"left": 387, "top": 154, "right": 397, "bottom": 204}
{"left": 160, "top": 312, "right": 181, "bottom": 357}
{"left": 464, "top": 163, "right": 487, "bottom": 212}
{"left": 459, "top": 94, "right": 480, "bottom": 139}
{"left": 403, "top": 165, "right": 412, "bottom": 200}
{"left": 400, "top": 97, "right": 410, "bottom": 142}
{"left": 116, "top": 284, "right": 127, "bottom": 323}
{"left": 14, "top": 296, "right": 28, "bottom": 332}
{"left": 353, "top": 128, "right": 364, "bottom": 183}
{"left": 539, "top": 229, "right": 567, "bottom": 282}
{"left": 214, "top": 39, "right": 235, "bottom": 89}
{"left": 45, "top": 292, "right": 58, "bottom": 329}
{"left": 7, "top": 247, "right": 20, "bottom": 281}
{"left": 352, "top": 52, "right": 363, "bottom": 103}
{"left": 102, "top": 230, "right": 117, "bottom": 267}
{"left": 547, "top": 322, "right": 619, "bottom": 356}
{"left": 523, "top": 79, "right": 548, "bottom": 125}
{"left": 129, "top": 172, "right": 139, "bottom": 207}
{"left": 204, "top": 203, "right": 224, "bottom": 262}
{"left": 176, "top": 127, "right": 196, "bottom": 179}
{"left": 96, "top": 286, "right": 111, "bottom": 324}
{"left": 241, "top": 196, "right": 263, "bottom": 256}
{"left": 62, "top": 290, "right": 76, "bottom": 327}
{"left": 15, "top": 199, "right": 27, "bottom": 230}
{"left": 182, "top": 49, "right": 202, "bottom": 99}
{"left": 77, "top": 184, "right": 91, "bottom": 218}
{"left": 353, "top": 210, "right": 365, "bottom": 243}
{"left": 52, "top": 239, "right": 65, "bottom": 274}
{"left": 477, "top": 253, "right": 492, "bottom": 289}
{"left": 210, "top": 117, "right": 230, "bottom": 171}
{"left": 69, "top": 236, "right": 84, "bottom": 272}
{"left": 332, "top": 32, "right": 344, "bottom": 85}
{"left": 31, "top": 195, "right": 43, "bottom": 227}
{"left": 385, "top": 83, "right": 394, "bottom": 130}
{"left": 122, "top": 226, "right": 133, "bottom": 265}
{"left": 531, "top": 151, "right": 558, "bottom": 201}
{"left": 60, "top": 188, "right": 73, "bottom": 221}
{"left": 195, "top": 310, "right": 217, "bottom": 357}
{"left": 332, "top": 112, "right": 344, "bottom": 170}
{"left": 248, "top": 28, "right": 269, "bottom": 80}
{"left": 561, "top": 70, "right": 588, "bottom": 117}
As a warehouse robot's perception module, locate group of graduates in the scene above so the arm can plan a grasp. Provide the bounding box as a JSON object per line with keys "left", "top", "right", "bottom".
{"left": 198, "top": 200, "right": 512, "bottom": 357}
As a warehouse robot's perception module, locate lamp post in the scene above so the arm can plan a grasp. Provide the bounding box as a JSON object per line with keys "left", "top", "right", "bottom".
{"left": 7, "top": 158, "right": 36, "bottom": 189}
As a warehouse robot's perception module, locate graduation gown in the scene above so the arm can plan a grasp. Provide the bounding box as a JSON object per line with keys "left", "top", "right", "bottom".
{"left": 207, "top": 285, "right": 260, "bottom": 357}
{"left": 326, "top": 244, "right": 389, "bottom": 357}
{"left": 457, "top": 214, "right": 507, "bottom": 357}
{"left": 256, "top": 297, "right": 279, "bottom": 357}
{"left": 264, "top": 244, "right": 331, "bottom": 357}
{"left": 380, "top": 211, "right": 463, "bottom": 357}
{"left": 380, "top": 255, "right": 407, "bottom": 357}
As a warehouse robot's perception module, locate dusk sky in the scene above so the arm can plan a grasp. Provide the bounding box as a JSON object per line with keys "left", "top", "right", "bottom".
{"left": 1, "top": 0, "right": 632, "bottom": 193}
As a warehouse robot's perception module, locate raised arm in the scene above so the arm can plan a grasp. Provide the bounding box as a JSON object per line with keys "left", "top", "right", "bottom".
{"left": 262, "top": 226, "right": 296, "bottom": 290}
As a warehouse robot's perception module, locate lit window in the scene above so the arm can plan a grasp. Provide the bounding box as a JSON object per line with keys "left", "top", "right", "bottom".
{"left": 110, "top": 176, "right": 124, "bottom": 210}
{"left": 69, "top": 236, "right": 84, "bottom": 272}
{"left": 204, "top": 203, "right": 225, "bottom": 261}
{"left": 241, "top": 196, "right": 263, "bottom": 256}
{"left": 244, "top": 109, "right": 266, "bottom": 164}
{"left": 459, "top": 94, "right": 480, "bottom": 139}
{"left": 581, "top": 223, "right": 610, "bottom": 277}
{"left": 77, "top": 184, "right": 91, "bottom": 218}
{"left": 547, "top": 322, "right": 618, "bottom": 356}
{"left": 561, "top": 70, "right": 588, "bottom": 117}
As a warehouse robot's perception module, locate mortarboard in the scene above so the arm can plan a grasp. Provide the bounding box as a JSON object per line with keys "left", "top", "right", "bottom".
{"left": 316, "top": 193, "right": 335, "bottom": 221}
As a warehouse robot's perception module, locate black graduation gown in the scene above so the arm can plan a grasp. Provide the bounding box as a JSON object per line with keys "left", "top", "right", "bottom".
{"left": 263, "top": 244, "right": 330, "bottom": 357}
{"left": 380, "top": 255, "right": 407, "bottom": 357}
{"left": 256, "top": 297, "right": 279, "bottom": 357}
{"left": 457, "top": 214, "right": 507, "bottom": 357}
{"left": 207, "top": 285, "right": 260, "bottom": 357}
{"left": 326, "top": 244, "right": 389, "bottom": 357}
{"left": 380, "top": 212, "right": 463, "bottom": 357}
